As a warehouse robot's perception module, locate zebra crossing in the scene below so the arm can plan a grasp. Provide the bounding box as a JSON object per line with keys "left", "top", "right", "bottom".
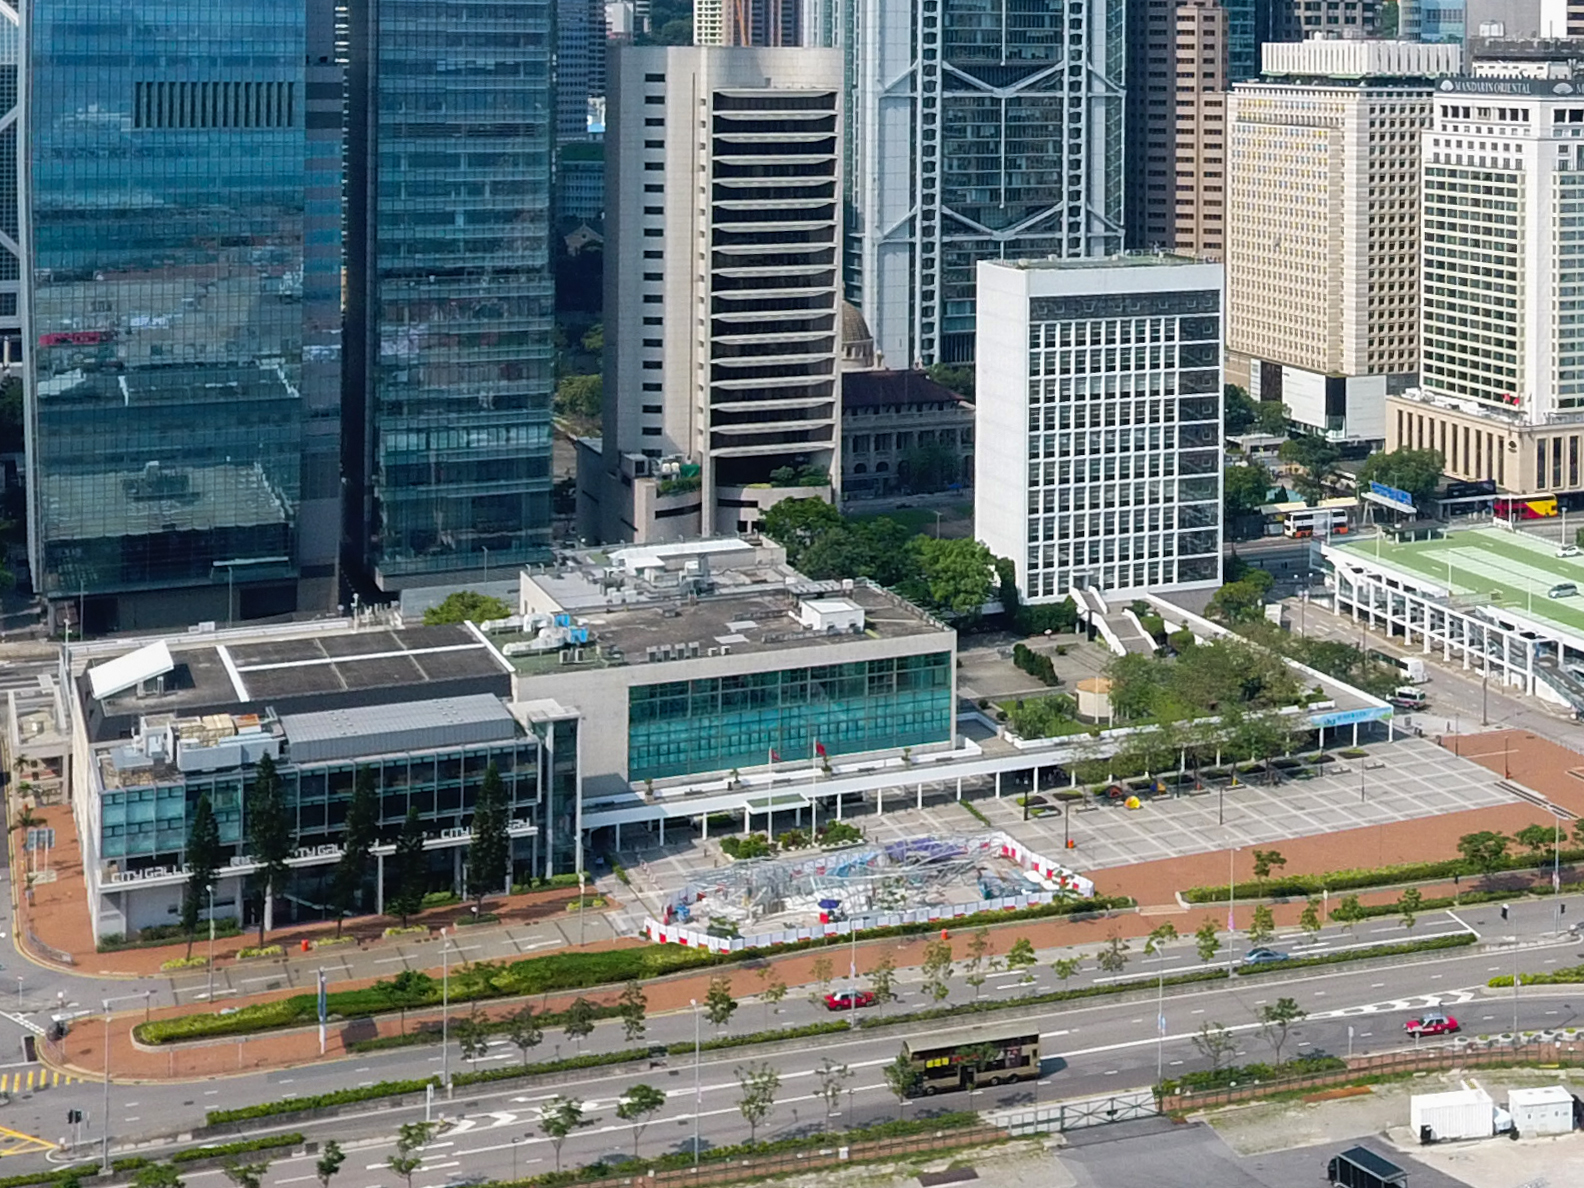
{"left": 0, "top": 1068, "right": 81, "bottom": 1093}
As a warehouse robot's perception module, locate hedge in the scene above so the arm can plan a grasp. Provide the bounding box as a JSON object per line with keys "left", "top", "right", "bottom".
{"left": 671, "top": 1020, "right": 851, "bottom": 1054}
{"left": 1184, "top": 848, "right": 1584, "bottom": 903}
{"left": 98, "top": 919, "right": 242, "bottom": 953}
{"left": 452, "top": 1049, "right": 651, "bottom": 1088}
{"left": 1491, "top": 961, "right": 1584, "bottom": 988}
{"left": 1234, "top": 932, "right": 1476, "bottom": 976}
{"left": 346, "top": 1001, "right": 628, "bottom": 1053}
{"left": 1157, "top": 1053, "right": 1346, "bottom": 1097}
{"left": 143, "top": 895, "right": 1135, "bottom": 1045}
{"left": 207, "top": 1079, "right": 436, "bottom": 1124}
{"left": 0, "top": 1167, "right": 99, "bottom": 1188}
{"left": 170, "top": 1134, "right": 305, "bottom": 1164}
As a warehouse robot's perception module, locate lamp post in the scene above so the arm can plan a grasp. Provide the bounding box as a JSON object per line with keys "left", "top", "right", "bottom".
{"left": 206, "top": 886, "right": 216, "bottom": 1004}
{"left": 101, "top": 991, "right": 152, "bottom": 1171}
{"left": 441, "top": 925, "right": 451, "bottom": 1090}
{"left": 1226, "top": 847, "right": 1238, "bottom": 976}
{"left": 690, "top": 998, "right": 701, "bottom": 1165}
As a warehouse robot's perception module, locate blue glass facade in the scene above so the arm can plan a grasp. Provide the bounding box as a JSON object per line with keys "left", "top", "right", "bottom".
{"left": 347, "top": 0, "right": 555, "bottom": 587}
{"left": 627, "top": 652, "right": 954, "bottom": 781}
{"left": 25, "top": 1, "right": 341, "bottom": 628}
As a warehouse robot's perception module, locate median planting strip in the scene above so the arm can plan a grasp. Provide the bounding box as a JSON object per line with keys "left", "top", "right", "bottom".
{"left": 1182, "top": 847, "right": 1584, "bottom": 904}
{"left": 1233, "top": 932, "right": 1476, "bottom": 975}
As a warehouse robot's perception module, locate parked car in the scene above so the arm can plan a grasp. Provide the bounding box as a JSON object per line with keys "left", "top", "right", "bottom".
{"left": 1404, "top": 1011, "right": 1459, "bottom": 1037}
{"left": 1242, "top": 948, "right": 1291, "bottom": 965}
{"left": 823, "top": 990, "right": 878, "bottom": 1011}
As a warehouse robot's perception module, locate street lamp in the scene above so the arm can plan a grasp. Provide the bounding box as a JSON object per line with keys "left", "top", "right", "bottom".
{"left": 690, "top": 998, "right": 701, "bottom": 1165}
{"left": 441, "top": 925, "right": 451, "bottom": 1090}
{"left": 206, "top": 886, "right": 216, "bottom": 1004}
{"left": 101, "top": 991, "right": 152, "bottom": 1171}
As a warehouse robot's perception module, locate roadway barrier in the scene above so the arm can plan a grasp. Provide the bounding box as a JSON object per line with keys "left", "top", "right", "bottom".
{"left": 988, "top": 1089, "right": 1158, "bottom": 1136}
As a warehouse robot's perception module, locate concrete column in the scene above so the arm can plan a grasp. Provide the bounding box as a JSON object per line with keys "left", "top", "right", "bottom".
{"left": 700, "top": 814, "right": 708, "bottom": 842}
{"left": 877, "top": 786, "right": 884, "bottom": 816}
{"left": 615, "top": 821, "right": 622, "bottom": 851}
{"left": 658, "top": 816, "right": 665, "bottom": 846}
{"left": 835, "top": 792, "right": 842, "bottom": 821}
{"left": 995, "top": 770, "right": 1002, "bottom": 798}
{"left": 1318, "top": 726, "right": 1325, "bottom": 749}
{"left": 916, "top": 783, "right": 923, "bottom": 811}
{"left": 453, "top": 846, "right": 463, "bottom": 894}
{"left": 1351, "top": 722, "right": 1358, "bottom": 747}
{"left": 743, "top": 807, "right": 750, "bottom": 833}
{"left": 956, "top": 778, "right": 962, "bottom": 802}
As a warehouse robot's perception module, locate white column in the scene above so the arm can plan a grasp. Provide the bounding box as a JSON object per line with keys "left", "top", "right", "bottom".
{"left": 956, "top": 778, "right": 962, "bottom": 802}
{"left": 700, "top": 813, "right": 708, "bottom": 841}
{"left": 615, "top": 821, "right": 622, "bottom": 851}
{"left": 995, "top": 770, "right": 1002, "bottom": 798}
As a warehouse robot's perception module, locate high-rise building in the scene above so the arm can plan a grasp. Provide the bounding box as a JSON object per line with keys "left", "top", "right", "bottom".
{"left": 1272, "top": 0, "right": 1378, "bottom": 39}
{"left": 580, "top": 46, "right": 842, "bottom": 544}
{"left": 845, "top": 0, "right": 1124, "bottom": 368}
{"left": 975, "top": 255, "right": 1225, "bottom": 604}
{"left": 1125, "top": 0, "right": 1181, "bottom": 251}
{"left": 695, "top": 0, "right": 801, "bottom": 45}
{"left": 23, "top": 0, "right": 343, "bottom": 632}
{"left": 1225, "top": 39, "right": 1456, "bottom": 444}
{"left": 1463, "top": 0, "right": 1570, "bottom": 39}
{"left": 0, "top": 8, "right": 19, "bottom": 374}
{"left": 1174, "top": 1, "right": 1232, "bottom": 259}
{"left": 345, "top": 0, "right": 555, "bottom": 591}
{"left": 1390, "top": 78, "right": 1584, "bottom": 496}
{"left": 1224, "top": 0, "right": 1272, "bottom": 83}
{"left": 557, "top": 0, "right": 608, "bottom": 146}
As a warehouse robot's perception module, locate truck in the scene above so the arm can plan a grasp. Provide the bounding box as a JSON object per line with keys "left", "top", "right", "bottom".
{"left": 1410, "top": 1088, "right": 1514, "bottom": 1143}
{"left": 1327, "top": 1146, "right": 1408, "bottom": 1188}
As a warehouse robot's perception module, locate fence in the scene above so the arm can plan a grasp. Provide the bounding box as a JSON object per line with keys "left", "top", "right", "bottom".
{"left": 990, "top": 1090, "right": 1158, "bottom": 1137}
{"left": 1161, "top": 1037, "right": 1584, "bottom": 1113}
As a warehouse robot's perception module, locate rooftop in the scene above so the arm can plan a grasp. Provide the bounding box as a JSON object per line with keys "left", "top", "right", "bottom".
{"left": 280, "top": 693, "right": 519, "bottom": 764}
{"left": 842, "top": 369, "right": 973, "bottom": 411}
{"left": 998, "top": 252, "right": 1208, "bottom": 271}
{"left": 79, "top": 623, "right": 513, "bottom": 744}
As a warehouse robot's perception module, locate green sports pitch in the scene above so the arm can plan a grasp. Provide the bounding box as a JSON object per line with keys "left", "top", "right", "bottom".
{"left": 1331, "top": 526, "right": 1584, "bottom": 636}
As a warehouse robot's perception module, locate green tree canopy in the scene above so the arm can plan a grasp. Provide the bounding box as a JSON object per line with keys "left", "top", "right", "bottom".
{"left": 182, "top": 793, "right": 222, "bottom": 956}
{"left": 246, "top": 756, "right": 293, "bottom": 945}
{"left": 467, "top": 762, "right": 510, "bottom": 911}
{"left": 1224, "top": 462, "right": 1272, "bottom": 520}
{"left": 1279, "top": 434, "right": 1341, "bottom": 500}
{"left": 910, "top": 536, "right": 997, "bottom": 615}
{"left": 1254, "top": 401, "right": 1290, "bottom": 436}
{"left": 1224, "top": 384, "right": 1257, "bottom": 435}
{"left": 424, "top": 591, "right": 511, "bottom": 626}
{"left": 1356, "top": 447, "right": 1445, "bottom": 509}
{"left": 554, "top": 373, "right": 603, "bottom": 421}
{"left": 759, "top": 497, "right": 844, "bottom": 566}
{"left": 925, "top": 362, "right": 974, "bottom": 398}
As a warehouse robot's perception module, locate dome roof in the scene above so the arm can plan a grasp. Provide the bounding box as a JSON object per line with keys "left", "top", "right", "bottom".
{"left": 840, "top": 300, "right": 873, "bottom": 347}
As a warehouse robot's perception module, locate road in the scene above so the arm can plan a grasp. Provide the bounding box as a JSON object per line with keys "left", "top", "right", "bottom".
{"left": 2, "top": 898, "right": 1581, "bottom": 1181}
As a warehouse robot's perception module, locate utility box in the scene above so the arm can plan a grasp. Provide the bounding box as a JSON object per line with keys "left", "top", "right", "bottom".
{"left": 1327, "top": 1146, "right": 1408, "bottom": 1188}
{"left": 1508, "top": 1086, "right": 1575, "bottom": 1136}
{"left": 1411, "top": 1088, "right": 1496, "bottom": 1142}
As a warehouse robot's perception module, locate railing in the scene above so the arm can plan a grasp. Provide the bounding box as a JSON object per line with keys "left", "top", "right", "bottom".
{"left": 990, "top": 1090, "right": 1157, "bottom": 1137}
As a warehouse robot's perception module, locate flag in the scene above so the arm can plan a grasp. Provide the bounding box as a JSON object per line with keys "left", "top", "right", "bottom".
{"left": 816, "top": 741, "right": 828, "bottom": 757}
{"left": 770, "top": 748, "right": 781, "bottom": 764}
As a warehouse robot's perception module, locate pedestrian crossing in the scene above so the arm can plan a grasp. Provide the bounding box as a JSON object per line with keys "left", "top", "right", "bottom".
{"left": 0, "top": 1069, "right": 79, "bottom": 1093}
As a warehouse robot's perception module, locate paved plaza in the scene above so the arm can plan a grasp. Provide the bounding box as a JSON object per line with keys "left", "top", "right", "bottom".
{"left": 610, "top": 736, "right": 1526, "bottom": 921}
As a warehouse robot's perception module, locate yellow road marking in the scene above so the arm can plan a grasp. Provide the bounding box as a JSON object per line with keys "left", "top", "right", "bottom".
{"left": 0, "top": 1124, "right": 55, "bottom": 1156}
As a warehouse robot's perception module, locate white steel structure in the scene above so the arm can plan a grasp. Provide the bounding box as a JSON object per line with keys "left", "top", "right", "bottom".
{"left": 843, "top": 0, "right": 1124, "bottom": 369}
{"left": 975, "top": 255, "right": 1224, "bottom": 604}
{"left": 592, "top": 45, "right": 842, "bottom": 543}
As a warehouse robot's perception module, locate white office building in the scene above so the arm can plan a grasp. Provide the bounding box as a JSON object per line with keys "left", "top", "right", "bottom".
{"left": 1391, "top": 76, "right": 1584, "bottom": 496}
{"left": 976, "top": 256, "right": 1224, "bottom": 604}
{"left": 581, "top": 45, "right": 843, "bottom": 543}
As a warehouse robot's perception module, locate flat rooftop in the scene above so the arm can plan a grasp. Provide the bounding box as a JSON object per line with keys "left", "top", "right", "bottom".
{"left": 1331, "top": 527, "right": 1584, "bottom": 637}
{"left": 998, "top": 252, "right": 1206, "bottom": 271}
{"left": 80, "top": 624, "right": 513, "bottom": 744}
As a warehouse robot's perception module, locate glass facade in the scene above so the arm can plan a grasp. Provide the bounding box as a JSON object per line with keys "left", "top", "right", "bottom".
{"left": 26, "top": 1, "right": 339, "bottom": 621}
{"left": 349, "top": 0, "right": 555, "bottom": 586}
{"left": 627, "top": 652, "right": 953, "bottom": 781}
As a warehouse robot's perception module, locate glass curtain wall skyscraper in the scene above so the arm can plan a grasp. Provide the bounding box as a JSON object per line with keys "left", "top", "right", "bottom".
{"left": 23, "top": 0, "right": 342, "bottom": 632}
{"left": 345, "top": 0, "right": 555, "bottom": 590}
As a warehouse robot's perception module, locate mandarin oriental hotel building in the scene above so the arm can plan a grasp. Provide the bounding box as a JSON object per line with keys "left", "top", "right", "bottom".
{"left": 975, "top": 256, "right": 1225, "bottom": 604}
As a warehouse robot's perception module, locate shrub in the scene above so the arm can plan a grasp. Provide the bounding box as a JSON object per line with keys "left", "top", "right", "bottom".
{"left": 170, "top": 1135, "right": 305, "bottom": 1164}
{"left": 208, "top": 1082, "right": 435, "bottom": 1125}
{"left": 313, "top": 935, "right": 355, "bottom": 949}
{"left": 1182, "top": 847, "right": 1584, "bottom": 903}
{"left": 817, "top": 821, "right": 863, "bottom": 847}
{"left": 160, "top": 956, "right": 208, "bottom": 971}
{"left": 612, "top": 863, "right": 631, "bottom": 886}
{"left": 456, "top": 912, "right": 500, "bottom": 926}
{"left": 1491, "top": 961, "right": 1584, "bottom": 987}
{"left": 382, "top": 926, "right": 428, "bottom": 938}
{"left": 1011, "top": 642, "right": 1061, "bottom": 687}
{"left": 420, "top": 891, "right": 460, "bottom": 909}
{"left": 1157, "top": 1053, "right": 1345, "bottom": 1097}
{"left": 236, "top": 944, "right": 283, "bottom": 960}
{"left": 720, "top": 833, "right": 774, "bottom": 860}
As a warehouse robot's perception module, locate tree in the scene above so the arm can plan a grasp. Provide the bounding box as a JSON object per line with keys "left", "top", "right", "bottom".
{"left": 1258, "top": 997, "right": 1306, "bottom": 1065}
{"left": 755, "top": 965, "right": 787, "bottom": 1026}
{"left": 1144, "top": 922, "right": 1178, "bottom": 957}
{"left": 616, "top": 1083, "right": 667, "bottom": 1157}
{"left": 563, "top": 996, "right": 597, "bottom": 1052}
{"left": 809, "top": 954, "right": 835, "bottom": 1004}
{"left": 388, "top": 806, "right": 428, "bottom": 927}
{"left": 704, "top": 973, "right": 737, "bottom": 1031}
{"left": 1250, "top": 849, "right": 1287, "bottom": 893}
{"left": 1331, "top": 893, "right": 1366, "bottom": 934}
{"left": 1357, "top": 447, "right": 1445, "bottom": 510}
{"left": 1298, "top": 899, "right": 1322, "bottom": 938}
{"left": 246, "top": 754, "right": 294, "bottom": 945}
{"left": 1247, "top": 904, "right": 1276, "bottom": 948}
{"left": 314, "top": 1141, "right": 345, "bottom": 1188}
{"left": 1254, "top": 400, "right": 1290, "bottom": 437}
{"left": 882, "top": 1053, "right": 921, "bottom": 1116}
{"left": 1515, "top": 823, "right": 1553, "bottom": 860}
{"left": 926, "top": 362, "right": 974, "bottom": 399}
{"left": 759, "top": 497, "right": 844, "bottom": 567}
{"left": 1207, "top": 578, "right": 1271, "bottom": 625}
{"left": 1004, "top": 937, "right": 1038, "bottom": 984}
{"left": 1195, "top": 920, "right": 1221, "bottom": 964}
{"left": 734, "top": 1062, "right": 781, "bottom": 1145}
{"left": 467, "top": 762, "right": 511, "bottom": 915}
{"left": 331, "top": 768, "right": 378, "bottom": 934}
{"left": 221, "top": 1162, "right": 269, "bottom": 1188}
{"left": 133, "top": 1168, "right": 183, "bottom": 1188}
{"left": 899, "top": 442, "right": 962, "bottom": 495}
{"left": 1051, "top": 955, "right": 1082, "bottom": 988}
{"left": 378, "top": 969, "right": 436, "bottom": 1035}
{"left": 618, "top": 980, "right": 648, "bottom": 1044}
{"left": 866, "top": 952, "right": 900, "bottom": 1007}
{"left": 553, "top": 372, "right": 603, "bottom": 420}
{"left": 1224, "top": 462, "right": 1273, "bottom": 520}
{"left": 181, "top": 793, "right": 222, "bottom": 958}
{"left": 455, "top": 1002, "right": 489, "bottom": 1062}
{"left": 921, "top": 938, "right": 954, "bottom": 1003}
{"left": 1191, "top": 1022, "right": 1238, "bottom": 1074}
{"left": 508, "top": 1003, "right": 544, "bottom": 1066}
{"left": 1279, "top": 435, "right": 1341, "bottom": 500}
{"left": 580, "top": 323, "right": 604, "bottom": 354}
{"left": 815, "top": 1058, "right": 854, "bottom": 1130}
{"left": 1457, "top": 830, "right": 1510, "bottom": 878}
{"left": 912, "top": 537, "right": 997, "bottom": 616}
{"left": 424, "top": 591, "right": 511, "bottom": 626}
{"left": 537, "top": 1096, "right": 584, "bottom": 1174}
{"left": 1095, "top": 933, "right": 1131, "bottom": 976}
{"left": 1397, "top": 886, "right": 1423, "bottom": 931}
{"left": 1224, "top": 383, "right": 1258, "bottom": 434}
{"left": 387, "top": 1122, "right": 435, "bottom": 1188}
{"left": 964, "top": 928, "right": 992, "bottom": 1002}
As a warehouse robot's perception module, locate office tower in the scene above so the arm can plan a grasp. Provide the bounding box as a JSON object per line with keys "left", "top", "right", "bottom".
{"left": 0, "top": 9, "right": 18, "bottom": 373}
{"left": 582, "top": 46, "right": 841, "bottom": 544}
{"left": 695, "top": 0, "right": 801, "bottom": 45}
{"left": 1390, "top": 79, "right": 1584, "bottom": 496}
{"left": 557, "top": 0, "right": 608, "bottom": 146}
{"left": 1175, "top": 1, "right": 1231, "bottom": 259}
{"left": 345, "top": 0, "right": 555, "bottom": 591}
{"left": 847, "top": 0, "right": 1124, "bottom": 369}
{"left": 976, "top": 256, "right": 1224, "bottom": 603}
{"left": 1225, "top": 39, "right": 1456, "bottom": 444}
{"left": 1463, "top": 0, "right": 1571, "bottom": 39}
{"left": 23, "top": 0, "right": 342, "bottom": 633}
{"left": 1223, "top": 0, "right": 1272, "bottom": 83}
{"left": 1272, "top": 0, "right": 1379, "bottom": 38}
{"left": 1125, "top": 0, "right": 1180, "bottom": 250}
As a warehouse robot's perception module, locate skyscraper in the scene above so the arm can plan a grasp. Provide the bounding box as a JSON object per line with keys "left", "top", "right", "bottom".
{"left": 1272, "top": 0, "right": 1378, "bottom": 38}
{"left": 582, "top": 45, "right": 842, "bottom": 544}
{"left": 345, "top": 0, "right": 555, "bottom": 590}
{"left": 23, "top": 0, "right": 343, "bottom": 632}
{"left": 557, "top": 0, "right": 608, "bottom": 146}
{"left": 694, "top": 0, "right": 802, "bottom": 45}
{"left": 846, "top": 0, "right": 1124, "bottom": 369}
{"left": 0, "top": 7, "right": 20, "bottom": 374}
{"left": 1175, "top": 0, "right": 1231, "bottom": 260}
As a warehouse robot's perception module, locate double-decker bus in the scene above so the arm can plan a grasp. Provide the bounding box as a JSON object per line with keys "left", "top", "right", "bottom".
{"left": 1494, "top": 496, "right": 1559, "bottom": 520}
{"left": 899, "top": 1025, "right": 1041, "bottom": 1095}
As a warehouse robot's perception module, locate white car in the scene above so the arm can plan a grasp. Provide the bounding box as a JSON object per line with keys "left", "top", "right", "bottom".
{"left": 1559, "top": 544, "right": 1581, "bottom": 558}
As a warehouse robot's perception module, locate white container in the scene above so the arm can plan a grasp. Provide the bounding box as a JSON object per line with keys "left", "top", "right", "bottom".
{"left": 1509, "top": 1086, "right": 1575, "bottom": 1136}
{"left": 1411, "top": 1089, "right": 1495, "bottom": 1141}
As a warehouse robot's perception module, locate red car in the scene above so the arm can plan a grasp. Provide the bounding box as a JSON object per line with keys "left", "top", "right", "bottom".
{"left": 823, "top": 990, "right": 877, "bottom": 1011}
{"left": 1405, "top": 1012, "right": 1459, "bottom": 1037}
